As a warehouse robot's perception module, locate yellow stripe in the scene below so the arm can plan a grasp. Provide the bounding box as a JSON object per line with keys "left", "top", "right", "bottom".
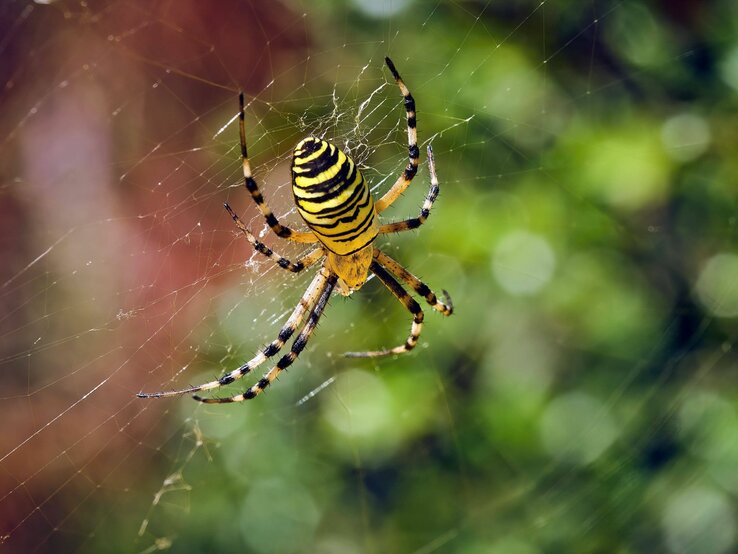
{"left": 293, "top": 151, "right": 348, "bottom": 191}
{"left": 295, "top": 174, "right": 362, "bottom": 210}
{"left": 290, "top": 138, "right": 378, "bottom": 255}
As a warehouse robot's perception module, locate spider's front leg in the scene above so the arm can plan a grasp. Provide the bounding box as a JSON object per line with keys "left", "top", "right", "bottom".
{"left": 237, "top": 92, "right": 317, "bottom": 244}
{"left": 224, "top": 203, "right": 323, "bottom": 273}
{"left": 375, "top": 57, "right": 420, "bottom": 213}
{"left": 379, "top": 145, "right": 439, "bottom": 234}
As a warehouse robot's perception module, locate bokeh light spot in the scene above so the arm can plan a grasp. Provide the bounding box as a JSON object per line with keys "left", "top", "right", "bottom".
{"left": 695, "top": 253, "right": 738, "bottom": 317}
{"left": 350, "top": 0, "right": 411, "bottom": 18}
{"left": 661, "top": 486, "right": 735, "bottom": 554}
{"left": 492, "top": 231, "right": 556, "bottom": 296}
{"left": 321, "top": 369, "right": 393, "bottom": 438}
{"left": 678, "top": 390, "right": 738, "bottom": 460}
{"left": 240, "top": 479, "right": 321, "bottom": 554}
{"left": 540, "top": 391, "right": 618, "bottom": 465}
{"left": 661, "top": 113, "right": 711, "bottom": 162}
{"left": 720, "top": 44, "right": 738, "bottom": 91}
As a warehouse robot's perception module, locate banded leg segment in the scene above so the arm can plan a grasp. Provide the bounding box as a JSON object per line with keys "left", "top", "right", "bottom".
{"left": 344, "top": 261, "right": 424, "bottom": 358}
{"left": 380, "top": 145, "right": 439, "bottom": 234}
{"left": 373, "top": 249, "right": 453, "bottom": 316}
{"left": 375, "top": 58, "right": 420, "bottom": 214}
{"left": 194, "top": 273, "right": 338, "bottom": 403}
{"left": 224, "top": 203, "right": 323, "bottom": 273}
{"left": 137, "top": 268, "right": 332, "bottom": 399}
{"left": 238, "top": 92, "right": 316, "bottom": 244}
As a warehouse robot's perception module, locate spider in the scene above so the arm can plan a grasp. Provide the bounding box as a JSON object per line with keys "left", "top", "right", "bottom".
{"left": 138, "top": 57, "right": 453, "bottom": 404}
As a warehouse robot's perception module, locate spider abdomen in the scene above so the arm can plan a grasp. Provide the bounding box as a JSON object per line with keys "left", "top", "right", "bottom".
{"left": 291, "top": 138, "right": 378, "bottom": 256}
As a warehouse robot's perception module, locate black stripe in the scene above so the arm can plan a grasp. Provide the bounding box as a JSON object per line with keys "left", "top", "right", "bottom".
{"left": 307, "top": 193, "right": 373, "bottom": 231}
{"left": 292, "top": 144, "right": 340, "bottom": 178}
{"left": 385, "top": 57, "right": 400, "bottom": 80}
{"left": 403, "top": 163, "right": 418, "bottom": 181}
{"left": 294, "top": 176, "right": 360, "bottom": 212}
{"left": 299, "top": 185, "right": 369, "bottom": 222}
{"left": 263, "top": 343, "right": 280, "bottom": 357}
{"left": 294, "top": 158, "right": 355, "bottom": 195}
{"left": 295, "top": 138, "right": 322, "bottom": 155}
{"left": 276, "top": 354, "right": 292, "bottom": 370}
{"left": 297, "top": 177, "right": 367, "bottom": 216}
{"left": 292, "top": 336, "right": 308, "bottom": 354}
{"left": 245, "top": 177, "right": 258, "bottom": 193}
{"left": 239, "top": 92, "right": 249, "bottom": 159}
{"left": 311, "top": 186, "right": 370, "bottom": 220}
{"left": 331, "top": 209, "right": 377, "bottom": 243}
{"left": 408, "top": 114, "right": 416, "bottom": 128}
{"left": 311, "top": 201, "right": 375, "bottom": 236}
{"left": 219, "top": 375, "right": 236, "bottom": 385}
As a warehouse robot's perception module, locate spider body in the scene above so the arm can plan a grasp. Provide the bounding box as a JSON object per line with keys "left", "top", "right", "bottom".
{"left": 139, "top": 57, "right": 453, "bottom": 404}
{"left": 291, "top": 137, "right": 378, "bottom": 294}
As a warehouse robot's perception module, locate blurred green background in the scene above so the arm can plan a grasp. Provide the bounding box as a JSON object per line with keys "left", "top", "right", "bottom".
{"left": 1, "top": 0, "right": 738, "bottom": 553}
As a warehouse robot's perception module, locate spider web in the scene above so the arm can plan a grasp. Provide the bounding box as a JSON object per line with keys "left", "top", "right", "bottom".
{"left": 2, "top": 1, "right": 738, "bottom": 552}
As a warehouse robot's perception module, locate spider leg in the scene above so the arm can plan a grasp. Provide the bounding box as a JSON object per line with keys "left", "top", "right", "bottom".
{"left": 375, "top": 57, "right": 420, "bottom": 214}
{"left": 373, "top": 249, "right": 453, "bottom": 316}
{"left": 344, "top": 261, "right": 424, "bottom": 358}
{"left": 379, "top": 145, "right": 439, "bottom": 234}
{"left": 238, "top": 92, "right": 317, "bottom": 244}
{"left": 137, "top": 268, "right": 333, "bottom": 399}
{"left": 194, "top": 272, "right": 337, "bottom": 403}
{"left": 224, "top": 203, "right": 323, "bottom": 273}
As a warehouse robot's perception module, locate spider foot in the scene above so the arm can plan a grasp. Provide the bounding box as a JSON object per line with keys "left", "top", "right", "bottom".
{"left": 441, "top": 289, "right": 454, "bottom": 315}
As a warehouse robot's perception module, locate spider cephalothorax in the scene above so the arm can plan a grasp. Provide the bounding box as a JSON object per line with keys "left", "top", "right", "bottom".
{"left": 139, "top": 57, "right": 453, "bottom": 404}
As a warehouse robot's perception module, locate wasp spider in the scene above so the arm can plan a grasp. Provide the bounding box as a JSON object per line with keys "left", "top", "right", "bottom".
{"left": 138, "top": 57, "right": 453, "bottom": 404}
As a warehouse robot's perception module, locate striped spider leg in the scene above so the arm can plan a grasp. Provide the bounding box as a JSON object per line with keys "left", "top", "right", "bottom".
{"left": 344, "top": 142, "right": 452, "bottom": 358}
{"left": 375, "top": 57, "right": 420, "bottom": 213}
{"left": 237, "top": 92, "right": 318, "bottom": 244}
{"left": 223, "top": 203, "right": 323, "bottom": 273}
{"left": 138, "top": 266, "right": 335, "bottom": 402}
{"left": 194, "top": 269, "right": 337, "bottom": 403}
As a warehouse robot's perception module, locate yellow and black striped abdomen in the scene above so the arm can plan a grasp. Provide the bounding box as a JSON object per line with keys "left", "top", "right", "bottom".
{"left": 291, "top": 137, "right": 378, "bottom": 256}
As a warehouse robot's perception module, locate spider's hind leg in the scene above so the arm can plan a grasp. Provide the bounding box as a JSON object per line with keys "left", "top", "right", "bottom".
{"left": 373, "top": 249, "right": 452, "bottom": 316}
{"left": 343, "top": 261, "right": 424, "bottom": 358}
{"left": 194, "top": 271, "right": 337, "bottom": 403}
{"left": 137, "top": 266, "right": 332, "bottom": 400}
